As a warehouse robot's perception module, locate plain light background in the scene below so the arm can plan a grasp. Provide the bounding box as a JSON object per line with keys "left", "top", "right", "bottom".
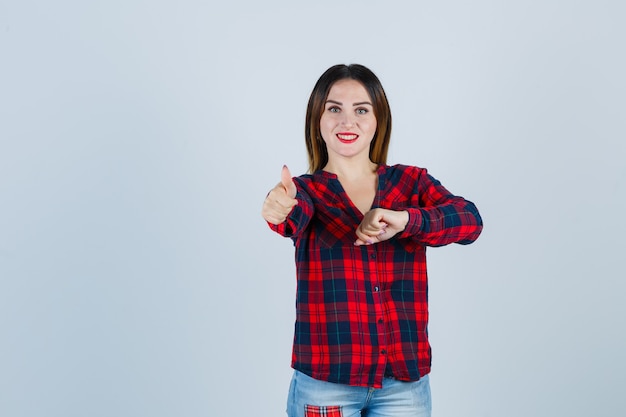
{"left": 1, "top": 1, "right": 625, "bottom": 416}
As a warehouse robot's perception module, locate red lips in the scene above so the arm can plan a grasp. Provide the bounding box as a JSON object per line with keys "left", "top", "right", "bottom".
{"left": 336, "top": 132, "right": 359, "bottom": 143}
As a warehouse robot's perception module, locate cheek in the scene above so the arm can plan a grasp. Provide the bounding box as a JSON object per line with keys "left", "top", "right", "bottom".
{"left": 319, "top": 116, "right": 335, "bottom": 134}
{"left": 365, "top": 119, "right": 377, "bottom": 134}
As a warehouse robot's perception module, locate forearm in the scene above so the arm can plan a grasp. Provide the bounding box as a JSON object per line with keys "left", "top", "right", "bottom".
{"left": 400, "top": 198, "right": 483, "bottom": 247}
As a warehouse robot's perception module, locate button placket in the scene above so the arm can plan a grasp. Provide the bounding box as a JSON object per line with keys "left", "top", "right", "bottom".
{"left": 366, "top": 244, "right": 387, "bottom": 383}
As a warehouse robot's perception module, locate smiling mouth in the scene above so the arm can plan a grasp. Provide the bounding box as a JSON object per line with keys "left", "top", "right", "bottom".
{"left": 337, "top": 133, "right": 358, "bottom": 143}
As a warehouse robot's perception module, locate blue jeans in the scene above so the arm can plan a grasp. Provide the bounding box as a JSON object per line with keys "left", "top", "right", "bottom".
{"left": 286, "top": 370, "right": 432, "bottom": 417}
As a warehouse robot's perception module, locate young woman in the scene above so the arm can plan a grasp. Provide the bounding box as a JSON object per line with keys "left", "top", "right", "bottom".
{"left": 262, "top": 64, "right": 483, "bottom": 417}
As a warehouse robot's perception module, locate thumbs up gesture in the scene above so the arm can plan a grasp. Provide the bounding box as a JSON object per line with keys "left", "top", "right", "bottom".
{"left": 262, "top": 165, "right": 298, "bottom": 225}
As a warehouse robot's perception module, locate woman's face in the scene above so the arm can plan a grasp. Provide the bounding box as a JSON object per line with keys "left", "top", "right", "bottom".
{"left": 319, "top": 79, "right": 377, "bottom": 164}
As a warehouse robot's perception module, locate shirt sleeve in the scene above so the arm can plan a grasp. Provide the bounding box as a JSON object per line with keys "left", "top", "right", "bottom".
{"left": 398, "top": 169, "right": 483, "bottom": 247}
{"left": 268, "top": 177, "right": 315, "bottom": 239}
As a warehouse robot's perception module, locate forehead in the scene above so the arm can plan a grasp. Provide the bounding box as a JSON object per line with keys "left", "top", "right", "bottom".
{"left": 327, "top": 79, "right": 371, "bottom": 101}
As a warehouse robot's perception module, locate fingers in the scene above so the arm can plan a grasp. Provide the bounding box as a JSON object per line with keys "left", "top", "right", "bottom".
{"left": 281, "top": 165, "right": 297, "bottom": 199}
{"left": 354, "top": 208, "right": 408, "bottom": 246}
{"left": 354, "top": 222, "right": 388, "bottom": 246}
{"left": 359, "top": 221, "right": 388, "bottom": 236}
{"left": 262, "top": 166, "right": 299, "bottom": 225}
{"left": 262, "top": 183, "right": 298, "bottom": 224}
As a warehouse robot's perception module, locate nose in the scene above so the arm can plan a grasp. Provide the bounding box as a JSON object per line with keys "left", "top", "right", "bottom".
{"left": 341, "top": 113, "right": 355, "bottom": 127}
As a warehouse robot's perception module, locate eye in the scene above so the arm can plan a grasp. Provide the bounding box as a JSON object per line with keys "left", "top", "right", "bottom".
{"left": 328, "top": 106, "right": 341, "bottom": 113}
{"left": 356, "top": 108, "right": 369, "bottom": 115}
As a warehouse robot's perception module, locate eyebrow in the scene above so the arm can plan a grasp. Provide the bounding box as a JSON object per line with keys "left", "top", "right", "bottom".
{"left": 325, "top": 99, "right": 373, "bottom": 106}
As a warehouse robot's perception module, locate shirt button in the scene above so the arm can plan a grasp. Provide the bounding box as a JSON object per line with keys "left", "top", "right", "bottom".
{"left": 374, "top": 286, "right": 379, "bottom": 292}
{"left": 381, "top": 349, "right": 387, "bottom": 355}
{"left": 370, "top": 253, "right": 376, "bottom": 260}
{"left": 378, "top": 318, "right": 383, "bottom": 324}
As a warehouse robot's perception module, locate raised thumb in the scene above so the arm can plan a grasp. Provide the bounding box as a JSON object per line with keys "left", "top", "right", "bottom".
{"left": 281, "top": 165, "right": 297, "bottom": 199}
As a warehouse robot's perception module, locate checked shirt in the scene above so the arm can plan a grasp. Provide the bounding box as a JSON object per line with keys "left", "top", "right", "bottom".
{"left": 269, "top": 164, "right": 483, "bottom": 388}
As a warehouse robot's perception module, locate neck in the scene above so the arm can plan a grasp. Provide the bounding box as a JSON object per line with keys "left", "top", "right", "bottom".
{"left": 324, "top": 157, "right": 378, "bottom": 181}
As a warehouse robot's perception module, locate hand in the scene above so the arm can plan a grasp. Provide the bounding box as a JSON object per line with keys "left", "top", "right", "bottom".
{"left": 354, "top": 208, "right": 409, "bottom": 246}
{"left": 262, "top": 165, "right": 298, "bottom": 225}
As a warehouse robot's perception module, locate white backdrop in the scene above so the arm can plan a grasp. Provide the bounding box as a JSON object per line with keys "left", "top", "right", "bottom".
{"left": 1, "top": 1, "right": 625, "bottom": 416}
